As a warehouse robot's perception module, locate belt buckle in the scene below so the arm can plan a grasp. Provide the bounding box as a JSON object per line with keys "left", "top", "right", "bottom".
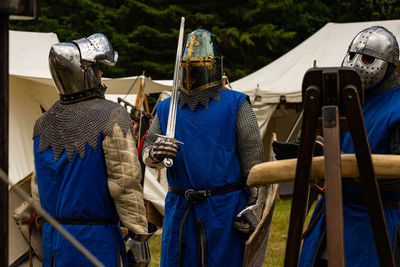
{"left": 184, "top": 189, "right": 195, "bottom": 200}
{"left": 199, "top": 190, "right": 210, "bottom": 197}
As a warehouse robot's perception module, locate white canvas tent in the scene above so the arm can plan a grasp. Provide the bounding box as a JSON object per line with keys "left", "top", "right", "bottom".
{"left": 231, "top": 19, "right": 400, "bottom": 141}
{"left": 8, "top": 30, "right": 171, "bottom": 213}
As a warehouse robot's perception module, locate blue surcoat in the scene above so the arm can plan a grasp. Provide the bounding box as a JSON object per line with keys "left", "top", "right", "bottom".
{"left": 34, "top": 100, "right": 129, "bottom": 267}
{"left": 300, "top": 86, "right": 400, "bottom": 266}
{"left": 157, "top": 90, "right": 248, "bottom": 267}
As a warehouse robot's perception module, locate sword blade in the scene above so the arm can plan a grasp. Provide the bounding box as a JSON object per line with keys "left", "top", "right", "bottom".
{"left": 166, "top": 17, "right": 185, "bottom": 138}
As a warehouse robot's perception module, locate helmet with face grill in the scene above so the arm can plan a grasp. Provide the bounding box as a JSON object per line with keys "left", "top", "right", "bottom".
{"left": 341, "top": 26, "right": 399, "bottom": 90}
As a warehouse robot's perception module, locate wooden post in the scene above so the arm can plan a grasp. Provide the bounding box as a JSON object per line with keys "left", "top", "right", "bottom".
{"left": 133, "top": 71, "right": 145, "bottom": 118}
{"left": 323, "top": 105, "right": 345, "bottom": 267}
{"left": 143, "top": 76, "right": 151, "bottom": 114}
{"left": 0, "top": 2, "right": 35, "bottom": 264}
{"left": 0, "top": 13, "right": 9, "bottom": 267}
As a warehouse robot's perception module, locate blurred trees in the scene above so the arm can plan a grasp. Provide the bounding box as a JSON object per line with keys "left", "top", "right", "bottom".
{"left": 10, "top": 0, "right": 400, "bottom": 81}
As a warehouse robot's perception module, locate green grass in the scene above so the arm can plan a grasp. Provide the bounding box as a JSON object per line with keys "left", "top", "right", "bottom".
{"left": 264, "top": 196, "right": 292, "bottom": 266}
{"left": 148, "top": 196, "right": 316, "bottom": 266}
{"left": 148, "top": 232, "right": 162, "bottom": 267}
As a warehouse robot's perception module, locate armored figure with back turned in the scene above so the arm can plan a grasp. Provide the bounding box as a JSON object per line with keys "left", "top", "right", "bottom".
{"left": 32, "top": 33, "right": 153, "bottom": 266}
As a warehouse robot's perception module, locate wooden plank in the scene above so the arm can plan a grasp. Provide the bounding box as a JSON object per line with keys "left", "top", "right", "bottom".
{"left": 247, "top": 154, "right": 400, "bottom": 186}
{"left": 323, "top": 106, "right": 345, "bottom": 267}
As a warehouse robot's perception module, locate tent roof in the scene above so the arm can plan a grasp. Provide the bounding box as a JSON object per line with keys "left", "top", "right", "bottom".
{"left": 10, "top": 30, "right": 59, "bottom": 78}
{"left": 231, "top": 19, "right": 400, "bottom": 103}
{"left": 9, "top": 30, "right": 172, "bottom": 94}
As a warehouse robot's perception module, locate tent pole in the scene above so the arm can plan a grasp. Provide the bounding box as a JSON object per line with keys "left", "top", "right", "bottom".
{"left": 0, "top": 13, "right": 9, "bottom": 267}
{"left": 134, "top": 72, "right": 145, "bottom": 114}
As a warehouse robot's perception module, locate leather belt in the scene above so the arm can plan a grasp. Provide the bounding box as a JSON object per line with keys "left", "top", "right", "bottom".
{"left": 168, "top": 183, "right": 245, "bottom": 202}
{"left": 169, "top": 183, "right": 245, "bottom": 267}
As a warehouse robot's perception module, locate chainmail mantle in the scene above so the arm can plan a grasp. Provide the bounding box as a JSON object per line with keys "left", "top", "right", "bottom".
{"left": 33, "top": 98, "right": 133, "bottom": 161}
{"left": 179, "top": 83, "right": 223, "bottom": 111}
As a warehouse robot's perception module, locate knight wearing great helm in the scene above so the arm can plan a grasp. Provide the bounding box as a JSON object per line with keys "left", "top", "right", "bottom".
{"left": 142, "top": 29, "right": 266, "bottom": 266}
{"left": 300, "top": 26, "right": 400, "bottom": 266}
{"left": 32, "top": 33, "right": 148, "bottom": 266}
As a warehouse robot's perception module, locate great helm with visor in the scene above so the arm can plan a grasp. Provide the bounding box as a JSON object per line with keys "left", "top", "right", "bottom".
{"left": 180, "top": 29, "right": 222, "bottom": 94}
{"left": 49, "top": 33, "right": 118, "bottom": 97}
{"left": 341, "top": 26, "right": 399, "bottom": 90}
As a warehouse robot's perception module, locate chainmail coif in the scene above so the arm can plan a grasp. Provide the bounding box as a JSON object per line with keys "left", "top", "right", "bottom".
{"left": 179, "top": 83, "right": 223, "bottom": 111}
{"left": 33, "top": 98, "right": 133, "bottom": 161}
{"left": 374, "top": 71, "right": 400, "bottom": 93}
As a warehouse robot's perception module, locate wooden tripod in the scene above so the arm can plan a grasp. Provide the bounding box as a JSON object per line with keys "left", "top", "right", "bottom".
{"left": 284, "top": 67, "right": 395, "bottom": 267}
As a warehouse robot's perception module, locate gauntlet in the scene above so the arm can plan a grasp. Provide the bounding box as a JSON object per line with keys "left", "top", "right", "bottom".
{"left": 150, "top": 136, "right": 181, "bottom": 162}
{"left": 233, "top": 186, "right": 268, "bottom": 234}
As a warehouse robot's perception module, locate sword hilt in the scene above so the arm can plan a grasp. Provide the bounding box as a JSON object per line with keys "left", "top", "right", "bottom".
{"left": 155, "top": 134, "right": 183, "bottom": 168}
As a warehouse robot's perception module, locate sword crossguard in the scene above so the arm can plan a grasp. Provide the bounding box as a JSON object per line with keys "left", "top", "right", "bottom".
{"left": 155, "top": 134, "right": 184, "bottom": 145}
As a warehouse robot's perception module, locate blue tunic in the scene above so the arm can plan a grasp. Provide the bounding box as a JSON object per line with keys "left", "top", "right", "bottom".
{"left": 34, "top": 135, "right": 126, "bottom": 267}
{"left": 300, "top": 86, "right": 400, "bottom": 266}
{"left": 157, "top": 90, "right": 249, "bottom": 267}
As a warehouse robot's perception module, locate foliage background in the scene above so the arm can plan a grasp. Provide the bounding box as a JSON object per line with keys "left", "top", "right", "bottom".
{"left": 10, "top": 0, "right": 400, "bottom": 81}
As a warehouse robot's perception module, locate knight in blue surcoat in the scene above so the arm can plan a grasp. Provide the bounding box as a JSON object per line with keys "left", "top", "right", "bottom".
{"left": 300, "top": 26, "right": 400, "bottom": 267}
{"left": 142, "top": 29, "right": 265, "bottom": 267}
{"left": 32, "top": 33, "right": 149, "bottom": 266}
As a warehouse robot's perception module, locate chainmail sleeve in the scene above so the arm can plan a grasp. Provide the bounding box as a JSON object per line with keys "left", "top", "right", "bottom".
{"left": 142, "top": 115, "right": 165, "bottom": 168}
{"left": 236, "top": 99, "right": 264, "bottom": 179}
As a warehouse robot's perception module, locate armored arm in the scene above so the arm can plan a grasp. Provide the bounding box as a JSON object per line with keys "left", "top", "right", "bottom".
{"left": 234, "top": 99, "right": 265, "bottom": 234}
{"left": 236, "top": 99, "right": 264, "bottom": 179}
{"left": 102, "top": 109, "right": 148, "bottom": 235}
{"left": 142, "top": 115, "right": 180, "bottom": 168}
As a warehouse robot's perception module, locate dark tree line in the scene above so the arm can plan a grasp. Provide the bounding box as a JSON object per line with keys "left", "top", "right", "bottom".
{"left": 10, "top": 0, "right": 400, "bottom": 81}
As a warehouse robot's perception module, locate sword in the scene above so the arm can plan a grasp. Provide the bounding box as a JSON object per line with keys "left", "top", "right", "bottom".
{"left": 160, "top": 17, "right": 185, "bottom": 167}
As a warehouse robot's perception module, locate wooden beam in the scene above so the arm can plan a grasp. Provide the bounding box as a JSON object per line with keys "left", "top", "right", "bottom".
{"left": 0, "top": 14, "right": 9, "bottom": 267}
{"left": 248, "top": 154, "right": 400, "bottom": 186}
